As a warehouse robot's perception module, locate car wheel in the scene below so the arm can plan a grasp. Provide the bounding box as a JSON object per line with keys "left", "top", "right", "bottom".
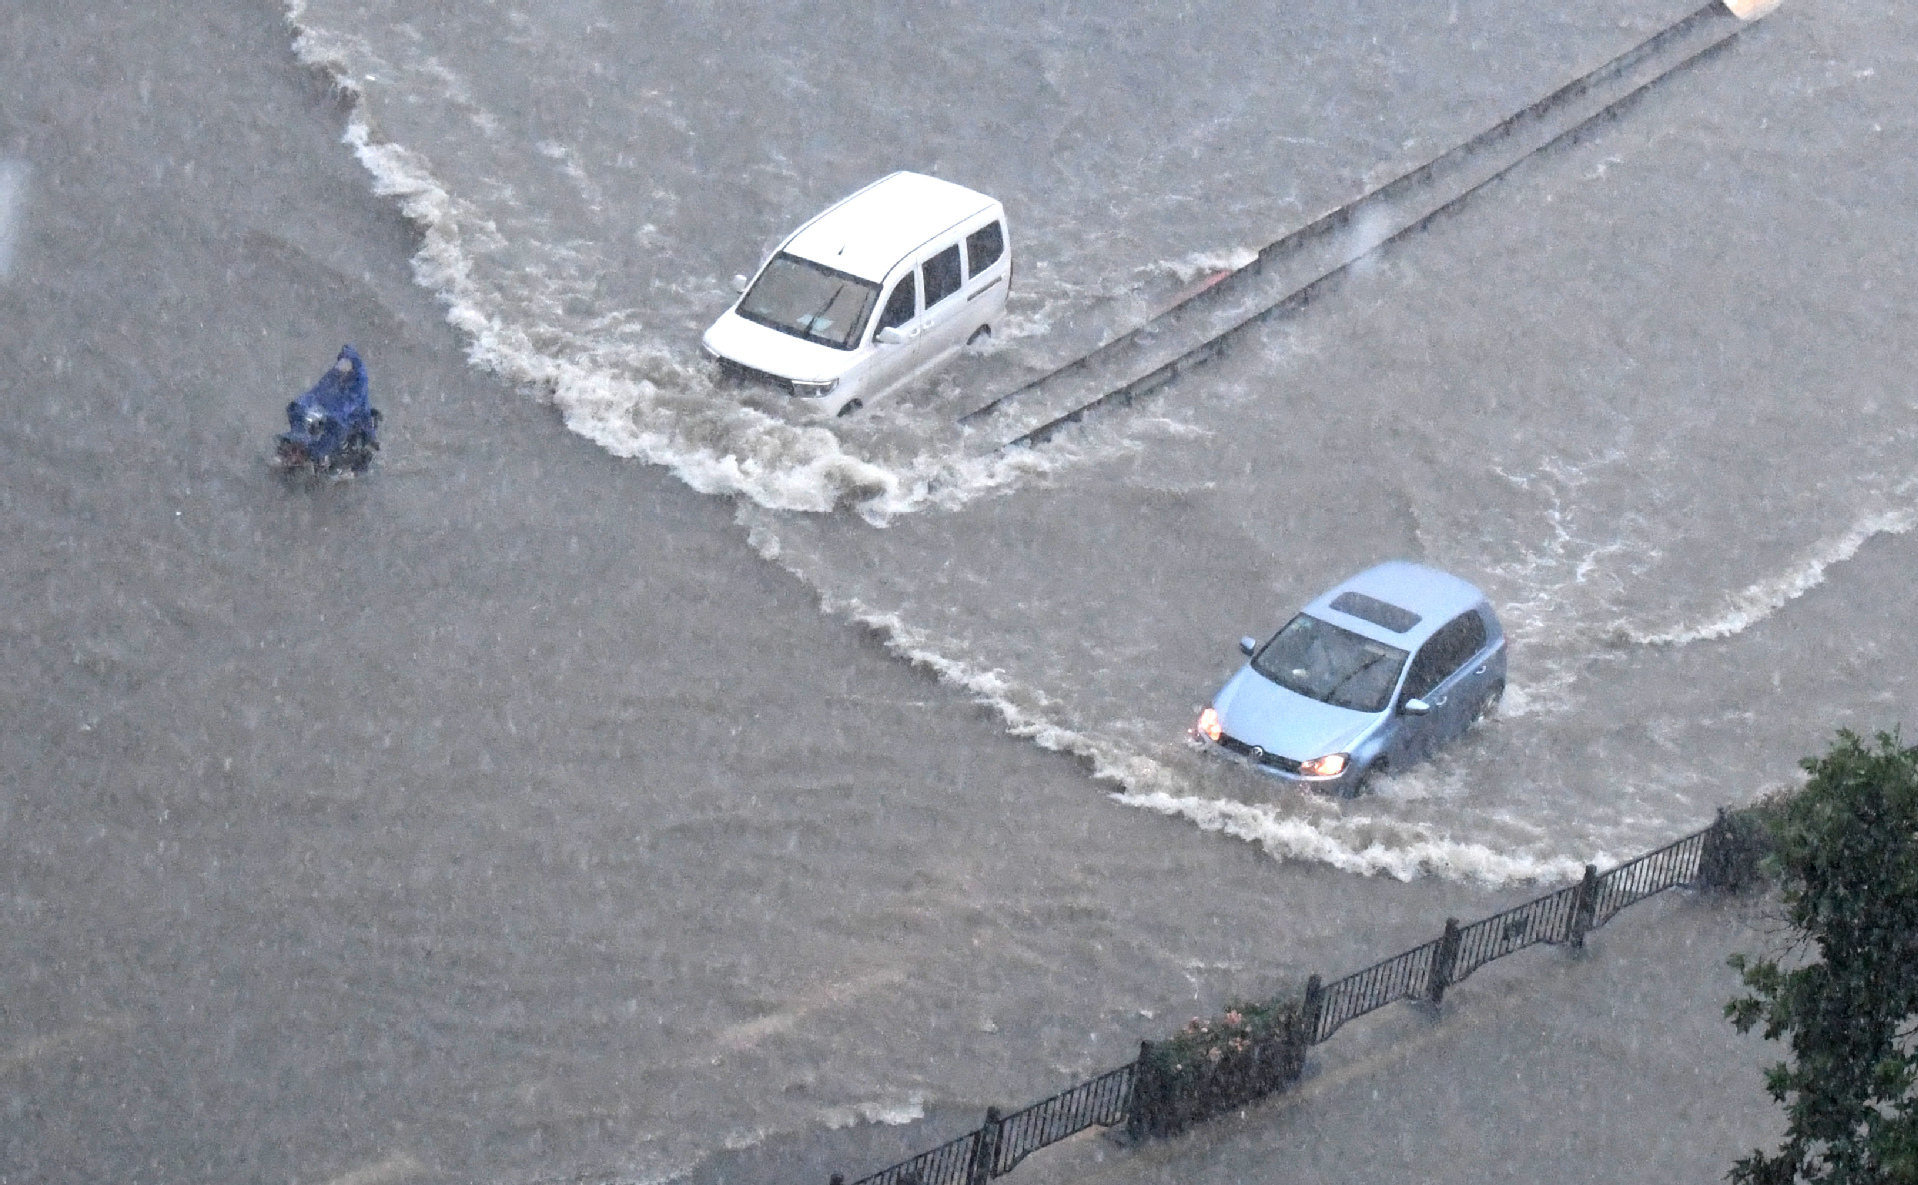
{"left": 1473, "top": 681, "right": 1505, "bottom": 724}
{"left": 967, "top": 325, "right": 991, "bottom": 346}
{"left": 1343, "top": 759, "right": 1384, "bottom": 799}
{"left": 835, "top": 398, "right": 864, "bottom": 417}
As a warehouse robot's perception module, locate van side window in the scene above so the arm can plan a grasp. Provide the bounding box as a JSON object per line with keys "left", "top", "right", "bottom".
{"left": 966, "top": 221, "right": 1004, "bottom": 276}
{"left": 922, "top": 244, "right": 963, "bottom": 307}
{"left": 876, "top": 272, "right": 917, "bottom": 333}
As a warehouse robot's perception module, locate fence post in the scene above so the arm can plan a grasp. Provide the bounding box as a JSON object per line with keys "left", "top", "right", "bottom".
{"left": 966, "top": 1107, "right": 1002, "bottom": 1185}
{"left": 1695, "top": 807, "right": 1725, "bottom": 888}
{"left": 1703, "top": 801, "right": 1756, "bottom": 885}
{"left": 1427, "top": 918, "right": 1462, "bottom": 1004}
{"left": 1278, "top": 978, "right": 1319, "bottom": 1086}
{"left": 1567, "top": 863, "right": 1598, "bottom": 949}
{"left": 1126, "top": 1041, "right": 1158, "bottom": 1142}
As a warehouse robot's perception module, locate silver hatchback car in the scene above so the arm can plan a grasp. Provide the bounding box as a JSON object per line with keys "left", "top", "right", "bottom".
{"left": 1195, "top": 561, "right": 1506, "bottom": 796}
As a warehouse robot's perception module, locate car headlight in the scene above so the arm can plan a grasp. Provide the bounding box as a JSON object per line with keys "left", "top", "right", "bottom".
{"left": 1300, "top": 753, "right": 1348, "bottom": 778}
{"left": 1196, "top": 707, "right": 1222, "bottom": 742}
{"left": 792, "top": 378, "right": 839, "bottom": 398}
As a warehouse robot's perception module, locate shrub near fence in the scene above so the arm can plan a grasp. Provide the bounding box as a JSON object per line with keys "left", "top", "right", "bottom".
{"left": 1128, "top": 992, "right": 1312, "bottom": 1140}
{"left": 820, "top": 808, "right": 1766, "bottom": 1185}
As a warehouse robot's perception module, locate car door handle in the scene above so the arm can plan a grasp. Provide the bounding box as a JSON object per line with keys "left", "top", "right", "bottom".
{"left": 1435, "top": 696, "right": 1447, "bottom": 706}
{"left": 1475, "top": 665, "right": 1487, "bottom": 675}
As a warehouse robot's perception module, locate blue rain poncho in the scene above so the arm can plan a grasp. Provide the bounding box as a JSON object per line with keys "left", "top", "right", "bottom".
{"left": 277, "top": 346, "right": 380, "bottom": 472}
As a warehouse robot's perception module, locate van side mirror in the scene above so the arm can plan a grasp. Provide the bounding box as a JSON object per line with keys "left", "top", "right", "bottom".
{"left": 731, "top": 274, "right": 749, "bottom": 294}
{"left": 1238, "top": 637, "right": 1258, "bottom": 657}
{"left": 1401, "top": 698, "right": 1431, "bottom": 717}
{"left": 876, "top": 326, "right": 909, "bottom": 345}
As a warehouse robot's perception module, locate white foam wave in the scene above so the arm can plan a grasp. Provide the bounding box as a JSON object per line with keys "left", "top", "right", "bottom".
{"left": 283, "top": 2, "right": 1100, "bottom": 524}
{"left": 1620, "top": 506, "right": 1917, "bottom": 647}
{"left": 743, "top": 514, "right": 1599, "bottom": 887}
{"left": 821, "top": 1096, "right": 927, "bottom": 1130}
{"left": 1141, "top": 246, "right": 1259, "bottom": 285}
{"left": 1113, "top": 791, "right": 1595, "bottom": 885}
{"left": 1482, "top": 451, "right": 1647, "bottom": 714}
{"left": 287, "top": 1, "right": 1655, "bottom": 890}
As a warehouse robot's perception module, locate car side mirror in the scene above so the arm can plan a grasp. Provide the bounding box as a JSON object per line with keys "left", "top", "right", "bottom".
{"left": 731, "top": 274, "right": 749, "bottom": 294}
{"left": 876, "top": 326, "right": 908, "bottom": 345}
{"left": 1401, "top": 697, "right": 1431, "bottom": 717}
{"left": 1238, "top": 636, "right": 1258, "bottom": 657}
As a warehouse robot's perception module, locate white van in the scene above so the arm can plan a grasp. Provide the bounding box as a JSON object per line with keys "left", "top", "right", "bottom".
{"left": 702, "top": 172, "right": 1010, "bottom": 418}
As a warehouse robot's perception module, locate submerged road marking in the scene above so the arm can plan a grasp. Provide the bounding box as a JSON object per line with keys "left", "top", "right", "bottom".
{"left": 718, "top": 969, "right": 908, "bottom": 1051}
{"left": 0, "top": 159, "right": 28, "bottom": 280}
{"left": 0, "top": 1013, "right": 135, "bottom": 1075}
{"left": 317, "top": 1151, "right": 427, "bottom": 1185}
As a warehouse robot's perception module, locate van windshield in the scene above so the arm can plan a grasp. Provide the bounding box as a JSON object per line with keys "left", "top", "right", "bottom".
{"left": 736, "top": 254, "right": 880, "bottom": 351}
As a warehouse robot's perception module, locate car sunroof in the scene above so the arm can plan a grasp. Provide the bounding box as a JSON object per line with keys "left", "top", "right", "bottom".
{"left": 1328, "top": 591, "right": 1422, "bottom": 634}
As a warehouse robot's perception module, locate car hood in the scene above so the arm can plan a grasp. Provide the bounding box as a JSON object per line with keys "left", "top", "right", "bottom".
{"left": 1212, "top": 666, "right": 1378, "bottom": 760}
{"left": 703, "top": 309, "right": 862, "bottom": 383}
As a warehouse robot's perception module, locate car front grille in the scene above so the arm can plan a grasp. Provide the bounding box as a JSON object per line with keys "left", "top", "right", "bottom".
{"left": 715, "top": 358, "right": 795, "bottom": 396}
{"left": 1216, "top": 734, "right": 1303, "bottom": 773}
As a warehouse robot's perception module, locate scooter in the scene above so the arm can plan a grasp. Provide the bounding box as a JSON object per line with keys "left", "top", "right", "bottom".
{"left": 275, "top": 345, "right": 382, "bottom": 475}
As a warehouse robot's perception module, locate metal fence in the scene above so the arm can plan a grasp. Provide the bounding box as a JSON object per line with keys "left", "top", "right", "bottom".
{"left": 832, "top": 1065, "right": 1137, "bottom": 1185}
{"left": 817, "top": 808, "right": 1761, "bottom": 1185}
{"left": 992, "top": 1064, "right": 1136, "bottom": 1177}
{"left": 1311, "top": 938, "right": 1440, "bottom": 1044}
{"left": 997, "top": 1058, "right": 1127, "bottom": 1173}
{"left": 1594, "top": 828, "right": 1709, "bottom": 927}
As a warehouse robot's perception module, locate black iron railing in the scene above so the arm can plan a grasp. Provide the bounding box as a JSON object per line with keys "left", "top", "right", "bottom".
{"left": 1313, "top": 939, "right": 1440, "bottom": 1044}
{"left": 1593, "top": 828, "right": 1708, "bottom": 928}
{"left": 817, "top": 806, "right": 1766, "bottom": 1185}
{"left": 992, "top": 1064, "right": 1135, "bottom": 1176}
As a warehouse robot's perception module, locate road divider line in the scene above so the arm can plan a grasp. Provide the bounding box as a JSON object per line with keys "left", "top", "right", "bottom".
{"left": 0, "top": 1013, "right": 135, "bottom": 1076}
{"left": 718, "top": 969, "right": 908, "bottom": 1051}
{"left": 959, "top": 1, "right": 1767, "bottom": 449}
{"left": 317, "top": 1150, "right": 428, "bottom": 1185}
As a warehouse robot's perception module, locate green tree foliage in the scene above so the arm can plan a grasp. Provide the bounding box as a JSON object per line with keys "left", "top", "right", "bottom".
{"left": 1726, "top": 730, "right": 1918, "bottom": 1184}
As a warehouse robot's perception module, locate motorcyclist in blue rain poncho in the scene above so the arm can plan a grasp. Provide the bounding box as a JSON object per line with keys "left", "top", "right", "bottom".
{"left": 276, "top": 345, "right": 382, "bottom": 474}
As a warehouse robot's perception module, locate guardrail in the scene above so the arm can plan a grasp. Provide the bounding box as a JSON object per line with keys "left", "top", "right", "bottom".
{"left": 819, "top": 807, "right": 1764, "bottom": 1184}
{"left": 958, "top": 0, "right": 1756, "bottom": 450}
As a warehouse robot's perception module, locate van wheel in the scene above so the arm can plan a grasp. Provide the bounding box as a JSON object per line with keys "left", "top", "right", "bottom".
{"left": 967, "top": 325, "right": 991, "bottom": 346}
{"left": 835, "top": 398, "right": 863, "bottom": 417}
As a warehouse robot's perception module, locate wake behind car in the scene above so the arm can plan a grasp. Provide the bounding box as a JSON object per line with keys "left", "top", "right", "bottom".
{"left": 1195, "top": 561, "right": 1506, "bottom": 796}
{"left": 702, "top": 172, "right": 1010, "bottom": 418}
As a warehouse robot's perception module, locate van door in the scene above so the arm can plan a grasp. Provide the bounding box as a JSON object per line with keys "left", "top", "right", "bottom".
{"left": 857, "top": 267, "right": 923, "bottom": 402}
{"left": 962, "top": 218, "right": 1009, "bottom": 326}
{"left": 912, "top": 239, "right": 972, "bottom": 370}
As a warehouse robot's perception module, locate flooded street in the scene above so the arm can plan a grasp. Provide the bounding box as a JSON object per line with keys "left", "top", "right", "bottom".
{"left": 3, "top": 1, "right": 1911, "bottom": 1181}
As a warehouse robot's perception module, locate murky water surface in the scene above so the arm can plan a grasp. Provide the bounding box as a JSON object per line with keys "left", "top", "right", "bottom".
{"left": 5, "top": 1, "right": 1913, "bottom": 1181}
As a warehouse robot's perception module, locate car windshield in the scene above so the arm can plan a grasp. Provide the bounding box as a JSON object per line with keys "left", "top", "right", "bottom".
{"left": 1251, "top": 613, "right": 1409, "bottom": 714}
{"left": 736, "top": 254, "right": 879, "bottom": 350}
